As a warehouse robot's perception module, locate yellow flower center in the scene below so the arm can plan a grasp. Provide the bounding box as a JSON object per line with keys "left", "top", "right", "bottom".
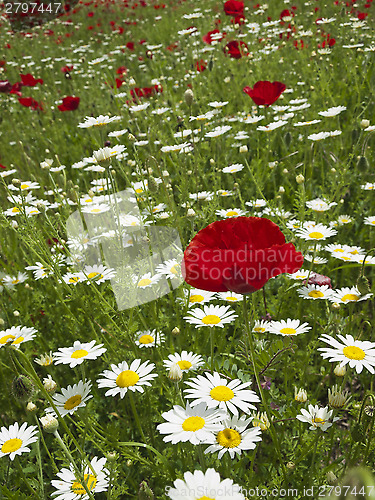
{"left": 254, "top": 327, "right": 266, "bottom": 333}
{"left": 308, "top": 290, "right": 324, "bottom": 298}
{"left": 87, "top": 272, "right": 103, "bottom": 280}
{"left": 116, "top": 370, "right": 140, "bottom": 387}
{"left": 182, "top": 416, "right": 205, "bottom": 431}
{"left": 138, "top": 334, "right": 154, "bottom": 344}
{"left": 295, "top": 275, "right": 306, "bottom": 279}
{"left": 343, "top": 346, "right": 365, "bottom": 360}
{"left": 135, "top": 188, "right": 143, "bottom": 194}
{"left": 170, "top": 265, "right": 178, "bottom": 274}
{"left": 71, "top": 349, "right": 89, "bottom": 359}
{"left": 216, "top": 428, "right": 241, "bottom": 448}
{"left": 138, "top": 278, "right": 152, "bottom": 287}
{"left": 12, "top": 279, "right": 20, "bottom": 284}
{"left": 226, "top": 211, "right": 238, "bottom": 217}
{"left": 341, "top": 294, "right": 359, "bottom": 302}
{"left": 91, "top": 208, "right": 101, "bottom": 213}
{"left": 197, "top": 497, "right": 215, "bottom": 500}
{"left": 71, "top": 474, "right": 97, "bottom": 494}
{"left": 12, "top": 336, "right": 24, "bottom": 345}
{"left": 11, "top": 207, "right": 20, "bottom": 213}
{"left": 308, "top": 231, "right": 324, "bottom": 239}
{"left": 313, "top": 417, "right": 325, "bottom": 424}
{"left": 69, "top": 277, "right": 80, "bottom": 283}
{"left": 0, "top": 334, "right": 15, "bottom": 344}
{"left": 221, "top": 191, "right": 228, "bottom": 195}
{"left": 64, "top": 394, "right": 82, "bottom": 410}
{"left": 189, "top": 294, "right": 204, "bottom": 304}
{"left": 210, "top": 385, "right": 234, "bottom": 401}
{"left": 20, "top": 184, "right": 29, "bottom": 190}
{"left": 177, "top": 360, "right": 192, "bottom": 370}
{"left": 1, "top": 438, "right": 22, "bottom": 454}
{"left": 225, "top": 296, "right": 238, "bottom": 301}
{"left": 202, "top": 315, "right": 221, "bottom": 325}
{"left": 280, "top": 327, "right": 296, "bottom": 335}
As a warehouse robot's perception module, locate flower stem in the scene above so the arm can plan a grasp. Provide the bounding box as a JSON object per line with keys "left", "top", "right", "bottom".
{"left": 210, "top": 329, "right": 215, "bottom": 371}
{"left": 242, "top": 295, "right": 287, "bottom": 481}
{"left": 128, "top": 392, "right": 146, "bottom": 443}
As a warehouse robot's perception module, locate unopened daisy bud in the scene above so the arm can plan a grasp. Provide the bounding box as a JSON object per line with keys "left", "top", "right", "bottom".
{"left": 334, "top": 364, "right": 346, "bottom": 377}
{"left": 128, "top": 77, "right": 136, "bottom": 86}
{"left": 168, "top": 363, "right": 183, "bottom": 382}
{"left": 282, "top": 168, "right": 288, "bottom": 174}
{"left": 284, "top": 131, "right": 292, "bottom": 148}
{"left": 210, "top": 158, "right": 215, "bottom": 165}
{"left": 252, "top": 411, "right": 271, "bottom": 431}
{"left": 351, "top": 422, "right": 365, "bottom": 443}
{"left": 326, "top": 471, "right": 337, "bottom": 484}
{"left": 357, "top": 156, "right": 369, "bottom": 172}
{"left": 88, "top": 189, "right": 95, "bottom": 198}
{"left": 26, "top": 401, "right": 37, "bottom": 412}
{"left": 279, "top": 186, "right": 285, "bottom": 194}
{"left": 239, "top": 145, "right": 248, "bottom": 153}
{"left": 162, "top": 170, "right": 169, "bottom": 177}
{"left": 294, "top": 387, "right": 307, "bottom": 403}
{"left": 13, "top": 310, "right": 20, "bottom": 317}
{"left": 0, "top": 318, "right": 4, "bottom": 327}
{"left": 187, "top": 208, "right": 196, "bottom": 217}
{"left": 107, "top": 451, "right": 118, "bottom": 463}
{"left": 184, "top": 88, "right": 194, "bottom": 106}
{"left": 328, "top": 384, "right": 351, "bottom": 409}
{"left": 148, "top": 176, "right": 158, "bottom": 193}
{"left": 128, "top": 133, "right": 136, "bottom": 142}
{"left": 12, "top": 221, "right": 18, "bottom": 229}
{"left": 171, "top": 327, "right": 180, "bottom": 336}
{"left": 296, "top": 174, "right": 305, "bottom": 184}
{"left": 40, "top": 414, "right": 59, "bottom": 433}
{"left": 138, "top": 481, "right": 154, "bottom": 500}
{"left": 43, "top": 374, "right": 57, "bottom": 394}
{"left": 357, "top": 275, "right": 371, "bottom": 295}
{"left": 331, "top": 302, "right": 340, "bottom": 310}
{"left": 360, "top": 119, "right": 370, "bottom": 129}
{"left": 128, "top": 159, "right": 136, "bottom": 167}
{"left": 126, "top": 459, "right": 132, "bottom": 467}
{"left": 286, "top": 462, "right": 295, "bottom": 470}
{"left": 12, "top": 178, "right": 21, "bottom": 187}
{"left": 268, "top": 161, "right": 277, "bottom": 169}
{"left": 233, "top": 182, "right": 239, "bottom": 190}
{"left": 12, "top": 375, "right": 36, "bottom": 402}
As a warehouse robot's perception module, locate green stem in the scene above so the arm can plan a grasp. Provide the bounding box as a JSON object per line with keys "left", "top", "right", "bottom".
{"left": 15, "top": 456, "right": 39, "bottom": 499}
{"left": 210, "top": 329, "right": 215, "bottom": 371}
{"left": 242, "top": 295, "right": 287, "bottom": 481}
{"left": 128, "top": 392, "right": 146, "bottom": 443}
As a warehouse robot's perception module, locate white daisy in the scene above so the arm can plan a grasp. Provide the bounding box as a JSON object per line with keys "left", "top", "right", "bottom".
{"left": 319, "top": 334, "right": 375, "bottom": 374}
{"left": 81, "top": 203, "right": 111, "bottom": 214}
{"left": 51, "top": 456, "right": 109, "bottom": 499}
{"left": 216, "top": 291, "right": 244, "bottom": 303}
{"left": 78, "top": 115, "right": 121, "bottom": 128}
{"left": 204, "top": 414, "right": 262, "bottom": 459}
{"left": 8, "top": 180, "right": 40, "bottom": 191}
{"left": 0, "top": 325, "right": 37, "bottom": 348}
{"left": 155, "top": 259, "right": 181, "bottom": 279}
{"left": 296, "top": 404, "right": 338, "bottom": 431}
{"left": 62, "top": 272, "right": 87, "bottom": 285}
{"left": 83, "top": 264, "right": 116, "bottom": 284}
{"left": 215, "top": 208, "right": 247, "bottom": 218}
{"left": 222, "top": 164, "right": 244, "bottom": 174}
{"left": 184, "top": 305, "right": 238, "bottom": 328}
{"left": 46, "top": 380, "right": 92, "bottom": 417}
{"left": 53, "top": 340, "right": 107, "bottom": 368}
{"left": 135, "top": 330, "right": 165, "bottom": 348}
{"left": 184, "top": 372, "right": 259, "bottom": 416}
{"left": 318, "top": 106, "right": 346, "bottom": 117}
{"left": 205, "top": 125, "right": 231, "bottom": 138}
{"left": 163, "top": 351, "right": 204, "bottom": 372}
{"left": 305, "top": 198, "right": 337, "bottom": 212}
{"left": 329, "top": 286, "right": 372, "bottom": 304}
{"left": 304, "top": 255, "right": 328, "bottom": 264}
{"left": 1, "top": 272, "right": 28, "bottom": 288}
{"left": 297, "top": 285, "right": 334, "bottom": 300}
{"left": 253, "top": 320, "right": 270, "bottom": 333}
{"left": 97, "top": 359, "right": 157, "bottom": 398}
{"left": 185, "top": 289, "right": 216, "bottom": 307}
{"left": 257, "top": 120, "right": 288, "bottom": 132}
{"left": 133, "top": 272, "right": 161, "bottom": 288}
{"left": 0, "top": 422, "right": 38, "bottom": 460}
{"left": 166, "top": 468, "right": 245, "bottom": 500}
{"left": 286, "top": 269, "right": 310, "bottom": 280}
{"left": 295, "top": 223, "right": 337, "bottom": 241}
{"left": 245, "top": 199, "right": 267, "bottom": 209}
{"left": 267, "top": 319, "right": 311, "bottom": 336}
{"left": 364, "top": 216, "right": 375, "bottom": 226}
{"left": 157, "top": 402, "right": 225, "bottom": 445}
{"left": 361, "top": 182, "right": 375, "bottom": 190}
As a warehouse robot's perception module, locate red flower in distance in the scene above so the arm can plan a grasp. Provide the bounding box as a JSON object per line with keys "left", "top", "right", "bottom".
{"left": 20, "top": 73, "right": 43, "bottom": 86}
{"left": 57, "top": 96, "right": 80, "bottom": 111}
{"left": 202, "top": 29, "right": 225, "bottom": 45}
{"left": 61, "top": 65, "right": 73, "bottom": 73}
{"left": 195, "top": 59, "right": 207, "bottom": 72}
{"left": 224, "top": 40, "right": 248, "bottom": 59}
{"left": 243, "top": 81, "right": 286, "bottom": 107}
{"left": 0, "top": 80, "right": 12, "bottom": 93}
{"left": 224, "top": 0, "right": 244, "bottom": 18}
{"left": 18, "top": 97, "right": 43, "bottom": 110}
{"left": 182, "top": 217, "right": 303, "bottom": 294}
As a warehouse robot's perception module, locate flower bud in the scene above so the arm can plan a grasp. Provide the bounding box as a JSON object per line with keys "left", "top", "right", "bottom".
{"left": 0, "top": 318, "right": 4, "bottom": 327}
{"left": 296, "top": 174, "right": 305, "bottom": 184}
{"left": 13, "top": 310, "right": 20, "bottom": 317}
{"left": 239, "top": 145, "right": 248, "bottom": 153}
{"left": 294, "top": 387, "right": 307, "bottom": 403}
{"left": 12, "top": 178, "right": 21, "bottom": 187}
{"left": 138, "top": 481, "right": 154, "bottom": 500}
{"left": 148, "top": 177, "right": 159, "bottom": 193}
{"left": 128, "top": 133, "right": 136, "bottom": 142}
{"left": 286, "top": 462, "right": 295, "bottom": 470}
{"left": 168, "top": 363, "right": 183, "bottom": 382}
{"left": 187, "top": 208, "right": 196, "bottom": 217}
{"left": 26, "top": 401, "right": 37, "bottom": 412}
{"left": 12, "top": 375, "right": 36, "bottom": 402}
{"left": 40, "top": 414, "right": 59, "bottom": 433}
{"left": 284, "top": 131, "right": 292, "bottom": 148}
{"left": 334, "top": 364, "right": 346, "bottom": 377}
{"left": 210, "top": 158, "right": 215, "bottom": 165}
{"left": 43, "top": 374, "right": 57, "bottom": 394}
{"left": 279, "top": 186, "right": 285, "bottom": 194}
{"left": 171, "top": 327, "right": 180, "bottom": 336}
{"left": 107, "top": 451, "right": 118, "bottom": 463}
{"left": 357, "top": 156, "right": 369, "bottom": 172}
{"left": 357, "top": 275, "right": 371, "bottom": 295}
{"left": 326, "top": 471, "right": 337, "bottom": 484}
{"left": 184, "top": 89, "right": 194, "bottom": 106}
{"left": 360, "top": 119, "right": 370, "bottom": 129}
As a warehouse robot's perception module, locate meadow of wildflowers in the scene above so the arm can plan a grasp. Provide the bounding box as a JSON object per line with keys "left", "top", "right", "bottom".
{"left": 1, "top": 0, "right": 375, "bottom": 498}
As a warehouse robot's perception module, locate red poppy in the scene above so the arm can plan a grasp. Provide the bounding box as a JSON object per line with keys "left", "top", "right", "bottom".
{"left": 0, "top": 80, "right": 12, "bottom": 93}
{"left": 20, "top": 73, "right": 43, "bottom": 86}
{"left": 18, "top": 97, "right": 43, "bottom": 110}
{"left": 57, "top": 96, "right": 80, "bottom": 111}
{"left": 243, "top": 81, "right": 286, "bottom": 107}
{"left": 195, "top": 59, "right": 207, "bottom": 72}
{"left": 61, "top": 65, "right": 73, "bottom": 73}
{"left": 224, "top": 40, "right": 248, "bottom": 59}
{"left": 223, "top": 0, "right": 244, "bottom": 18}
{"left": 202, "top": 29, "right": 225, "bottom": 44}
{"left": 182, "top": 217, "right": 303, "bottom": 294}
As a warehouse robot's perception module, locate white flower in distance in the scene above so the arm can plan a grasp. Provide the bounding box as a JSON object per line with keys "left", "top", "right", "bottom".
{"left": 155, "top": 259, "right": 181, "bottom": 279}
{"left": 97, "top": 359, "right": 157, "bottom": 398}
{"left": 166, "top": 468, "right": 245, "bottom": 500}
{"left": 215, "top": 208, "right": 247, "bottom": 218}
{"left": 205, "top": 125, "right": 232, "bottom": 138}
{"left": 0, "top": 422, "right": 38, "bottom": 460}
{"left": 257, "top": 120, "right": 288, "bottom": 132}
{"left": 46, "top": 380, "right": 93, "bottom": 417}
{"left": 8, "top": 180, "right": 40, "bottom": 191}
{"left": 222, "top": 164, "right": 244, "bottom": 174}
{"left": 53, "top": 340, "right": 107, "bottom": 368}
{"left": 216, "top": 291, "right": 244, "bottom": 303}
{"left": 184, "top": 305, "right": 238, "bottom": 328}
{"left": 77, "top": 115, "right": 121, "bottom": 128}
{"left": 329, "top": 286, "right": 372, "bottom": 305}
{"left": 157, "top": 402, "right": 226, "bottom": 445}
{"left": 297, "top": 285, "right": 334, "bottom": 300}
{"left": 305, "top": 198, "right": 337, "bottom": 212}
{"left": 81, "top": 203, "right": 111, "bottom": 215}
{"left": 163, "top": 351, "right": 204, "bottom": 373}
{"left": 318, "top": 334, "right": 375, "bottom": 374}
{"left": 204, "top": 414, "right": 262, "bottom": 459}
{"left": 83, "top": 264, "right": 116, "bottom": 284}
{"left": 318, "top": 106, "right": 346, "bottom": 117}
{"left": 185, "top": 288, "right": 216, "bottom": 307}
{"left": 295, "top": 223, "right": 337, "bottom": 241}
{"left": 364, "top": 216, "right": 375, "bottom": 226}
{"left": 296, "top": 404, "right": 339, "bottom": 431}
{"left": 307, "top": 131, "right": 341, "bottom": 141}
{"left": 51, "top": 456, "right": 109, "bottom": 499}
{"left": 133, "top": 272, "right": 161, "bottom": 288}
{"left": 184, "top": 372, "right": 259, "bottom": 416}
{"left": 0, "top": 325, "right": 37, "bottom": 348}
{"left": 135, "top": 330, "right": 165, "bottom": 348}
{"left": 267, "top": 319, "right": 311, "bottom": 336}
